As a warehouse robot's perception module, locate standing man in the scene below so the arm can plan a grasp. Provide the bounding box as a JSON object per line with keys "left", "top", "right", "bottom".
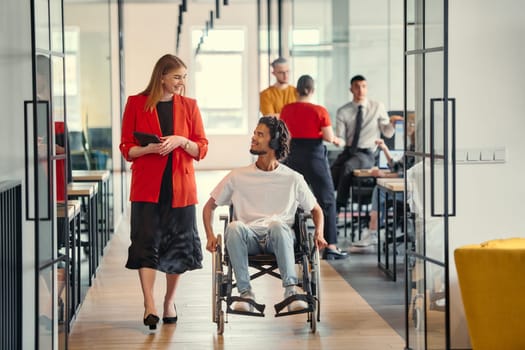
{"left": 331, "top": 75, "right": 402, "bottom": 210}
{"left": 259, "top": 57, "right": 297, "bottom": 117}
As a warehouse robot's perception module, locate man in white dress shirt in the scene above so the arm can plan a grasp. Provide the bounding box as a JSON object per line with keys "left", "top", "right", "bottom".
{"left": 331, "top": 75, "right": 402, "bottom": 210}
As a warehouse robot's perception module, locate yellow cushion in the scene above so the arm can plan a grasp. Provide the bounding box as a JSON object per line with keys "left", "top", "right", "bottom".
{"left": 454, "top": 238, "right": 525, "bottom": 350}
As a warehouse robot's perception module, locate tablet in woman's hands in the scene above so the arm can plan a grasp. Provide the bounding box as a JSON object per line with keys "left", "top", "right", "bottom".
{"left": 133, "top": 132, "right": 161, "bottom": 146}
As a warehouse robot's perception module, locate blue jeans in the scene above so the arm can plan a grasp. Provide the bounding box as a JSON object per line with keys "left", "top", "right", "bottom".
{"left": 225, "top": 220, "right": 297, "bottom": 294}
{"left": 371, "top": 186, "right": 403, "bottom": 224}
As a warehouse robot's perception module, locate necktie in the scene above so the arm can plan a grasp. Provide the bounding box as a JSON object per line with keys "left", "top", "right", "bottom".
{"left": 350, "top": 105, "right": 363, "bottom": 153}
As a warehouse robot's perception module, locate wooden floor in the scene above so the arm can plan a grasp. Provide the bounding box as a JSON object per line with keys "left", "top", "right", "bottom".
{"left": 68, "top": 171, "right": 405, "bottom": 350}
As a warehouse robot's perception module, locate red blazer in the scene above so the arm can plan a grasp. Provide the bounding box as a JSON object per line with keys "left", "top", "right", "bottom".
{"left": 119, "top": 94, "right": 208, "bottom": 207}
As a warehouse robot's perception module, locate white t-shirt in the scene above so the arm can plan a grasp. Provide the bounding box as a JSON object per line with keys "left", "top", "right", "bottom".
{"left": 211, "top": 163, "right": 317, "bottom": 230}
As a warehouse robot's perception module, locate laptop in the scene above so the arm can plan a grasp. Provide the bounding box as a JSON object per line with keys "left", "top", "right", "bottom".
{"left": 379, "top": 150, "right": 404, "bottom": 169}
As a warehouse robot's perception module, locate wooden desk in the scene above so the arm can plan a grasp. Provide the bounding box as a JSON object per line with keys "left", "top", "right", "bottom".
{"left": 57, "top": 200, "right": 81, "bottom": 332}
{"left": 376, "top": 178, "right": 405, "bottom": 281}
{"left": 67, "top": 182, "right": 98, "bottom": 293}
{"left": 72, "top": 170, "right": 111, "bottom": 257}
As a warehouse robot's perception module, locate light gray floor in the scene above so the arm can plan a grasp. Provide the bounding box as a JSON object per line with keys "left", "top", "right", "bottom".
{"left": 330, "top": 233, "right": 406, "bottom": 337}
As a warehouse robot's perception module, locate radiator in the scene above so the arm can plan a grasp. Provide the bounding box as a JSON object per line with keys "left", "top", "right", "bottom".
{"left": 0, "top": 181, "right": 22, "bottom": 350}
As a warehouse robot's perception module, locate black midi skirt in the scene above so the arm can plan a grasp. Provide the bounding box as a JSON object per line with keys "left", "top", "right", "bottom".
{"left": 126, "top": 155, "right": 203, "bottom": 274}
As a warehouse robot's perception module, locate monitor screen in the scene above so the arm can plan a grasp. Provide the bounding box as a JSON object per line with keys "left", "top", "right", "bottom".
{"left": 379, "top": 150, "right": 405, "bottom": 169}
{"left": 394, "top": 120, "right": 404, "bottom": 150}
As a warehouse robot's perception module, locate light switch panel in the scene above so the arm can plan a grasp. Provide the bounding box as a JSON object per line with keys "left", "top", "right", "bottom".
{"left": 494, "top": 148, "right": 506, "bottom": 162}
{"left": 480, "top": 150, "right": 493, "bottom": 161}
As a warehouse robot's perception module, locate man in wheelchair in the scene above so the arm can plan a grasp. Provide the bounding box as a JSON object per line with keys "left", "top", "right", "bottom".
{"left": 203, "top": 116, "right": 327, "bottom": 315}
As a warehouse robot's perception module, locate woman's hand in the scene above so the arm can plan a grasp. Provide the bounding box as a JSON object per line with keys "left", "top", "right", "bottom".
{"left": 159, "top": 135, "right": 187, "bottom": 156}
{"left": 144, "top": 142, "right": 163, "bottom": 154}
{"left": 332, "top": 136, "right": 344, "bottom": 147}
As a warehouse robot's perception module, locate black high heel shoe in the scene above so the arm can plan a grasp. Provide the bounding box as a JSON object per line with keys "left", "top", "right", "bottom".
{"left": 143, "top": 314, "right": 160, "bottom": 330}
{"left": 162, "top": 305, "right": 178, "bottom": 324}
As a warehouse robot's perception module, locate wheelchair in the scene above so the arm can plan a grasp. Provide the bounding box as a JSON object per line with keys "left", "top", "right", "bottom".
{"left": 212, "top": 209, "right": 321, "bottom": 335}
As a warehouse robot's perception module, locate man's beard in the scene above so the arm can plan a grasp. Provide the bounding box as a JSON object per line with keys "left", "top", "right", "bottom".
{"left": 250, "top": 148, "right": 267, "bottom": 155}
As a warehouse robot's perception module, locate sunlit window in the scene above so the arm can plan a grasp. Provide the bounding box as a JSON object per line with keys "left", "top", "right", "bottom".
{"left": 289, "top": 28, "right": 324, "bottom": 105}
{"left": 292, "top": 29, "right": 321, "bottom": 46}
{"left": 191, "top": 28, "right": 247, "bottom": 135}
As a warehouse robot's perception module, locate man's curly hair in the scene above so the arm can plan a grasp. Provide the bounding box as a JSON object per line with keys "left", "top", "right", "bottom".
{"left": 258, "top": 116, "right": 290, "bottom": 161}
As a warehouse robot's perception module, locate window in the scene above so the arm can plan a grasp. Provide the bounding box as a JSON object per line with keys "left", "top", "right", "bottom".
{"left": 192, "top": 28, "right": 247, "bottom": 135}
{"left": 289, "top": 28, "right": 328, "bottom": 106}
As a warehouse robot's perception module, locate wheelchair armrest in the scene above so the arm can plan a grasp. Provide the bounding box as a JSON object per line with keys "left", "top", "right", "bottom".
{"left": 219, "top": 214, "right": 229, "bottom": 232}
{"left": 296, "top": 208, "right": 311, "bottom": 220}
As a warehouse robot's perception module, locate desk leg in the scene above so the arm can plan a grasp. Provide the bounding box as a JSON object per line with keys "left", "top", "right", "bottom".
{"left": 90, "top": 194, "right": 99, "bottom": 280}
{"left": 377, "top": 188, "right": 381, "bottom": 266}
{"left": 350, "top": 188, "right": 355, "bottom": 241}
{"left": 357, "top": 181, "right": 362, "bottom": 240}
{"left": 75, "top": 203, "right": 86, "bottom": 308}
{"left": 101, "top": 180, "right": 108, "bottom": 251}
{"left": 68, "top": 216, "right": 75, "bottom": 328}
{"left": 392, "top": 193, "right": 397, "bottom": 282}
{"left": 377, "top": 187, "right": 397, "bottom": 281}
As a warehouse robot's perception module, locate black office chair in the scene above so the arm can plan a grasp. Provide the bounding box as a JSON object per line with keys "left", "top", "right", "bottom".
{"left": 69, "top": 130, "right": 91, "bottom": 170}
{"left": 347, "top": 177, "right": 375, "bottom": 241}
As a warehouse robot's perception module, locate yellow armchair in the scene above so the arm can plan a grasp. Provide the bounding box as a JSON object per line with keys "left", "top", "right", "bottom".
{"left": 454, "top": 238, "right": 525, "bottom": 350}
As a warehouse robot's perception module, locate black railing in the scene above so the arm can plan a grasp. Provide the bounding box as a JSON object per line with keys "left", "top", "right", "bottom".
{"left": 0, "top": 181, "right": 22, "bottom": 350}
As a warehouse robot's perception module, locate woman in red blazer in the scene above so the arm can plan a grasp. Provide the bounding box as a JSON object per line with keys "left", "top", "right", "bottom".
{"left": 119, "top": 54, "right": 208, "bottom": 330}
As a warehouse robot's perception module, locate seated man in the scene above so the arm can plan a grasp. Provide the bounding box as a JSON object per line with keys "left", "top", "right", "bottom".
{"left": 352, "top": 130, "right": 415, "bottom": 249}
{"left": 203, "top": 116, "right": 327, "bottom": 313}
{"left": 331, "top": 75, "right": 402, "bottom": 210}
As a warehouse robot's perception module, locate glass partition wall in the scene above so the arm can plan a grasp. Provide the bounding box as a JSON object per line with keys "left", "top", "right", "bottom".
{"left": 27, "top": 1, "right": 117, "bottom": 348}
{"left": 64, "top": 1, "right": 113, "bottom": 173}
{"left": 290, "top": 0, "right": 404, "bottom": 120}
{"left": 288, "top": 1, "right": 453, "bottom": 348}
{"left": 64, "top": 0, "right": 121, "bottom": 248}
{"left": 404, "top": 0, "right": 452, "bottom": 349}
{"left": 279, "top": 1, "right": 452, "bottom": 349}
{"left": 32, "top": 0, "right": 69, "bottom": 348}
{"left": 258, "top": 0, "right": 286, "bottom": 91}
{"left": 259, "top": 0, "right": 404, "bottom": 124}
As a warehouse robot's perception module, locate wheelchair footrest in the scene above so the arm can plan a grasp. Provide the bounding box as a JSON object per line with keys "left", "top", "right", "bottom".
{"left": 226, "top": 296, "right": 266, "bottom": 317}
{"left": 274, "top": 294, "right": 314, "bottom": 317}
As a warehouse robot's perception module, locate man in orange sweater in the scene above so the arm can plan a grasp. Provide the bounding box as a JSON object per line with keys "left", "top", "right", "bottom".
{"left": 259, "top": 57, "right": 297, "bottom": 117}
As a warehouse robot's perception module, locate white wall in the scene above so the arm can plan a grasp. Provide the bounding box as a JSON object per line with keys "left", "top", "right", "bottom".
{"left": 123, "top": 1, "right": 259, "bottom": 170}
{"left": 448, "top": 0, "right": 525, "bottom": 348}
{"left": 0, "top": 1, "right": 36, "bottom": 348}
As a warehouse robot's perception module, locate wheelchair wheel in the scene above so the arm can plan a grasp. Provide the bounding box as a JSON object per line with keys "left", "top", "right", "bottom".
{"left": 212, "top": 234, "right": 225, "bottom": 334}
{"left": 217, "top": 310, "right": 225, "bottom": 335}
{"left": 311, "top": 247, "right": 321, "bottom": 323}
{"left": 305, "top": 246, "right": 321, "bottom": 333}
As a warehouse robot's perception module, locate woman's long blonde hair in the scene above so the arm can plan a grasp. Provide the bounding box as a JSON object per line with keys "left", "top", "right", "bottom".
{"left": 141, "top": 54, "right": 187, "bottom": 111}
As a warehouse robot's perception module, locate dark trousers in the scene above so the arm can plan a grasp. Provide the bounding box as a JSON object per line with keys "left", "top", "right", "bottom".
{"left": 331, "top": 147, "right": 375, "bottom": 208}
{"left": 285, "top": 139, "right": 338, "bottom": 245}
